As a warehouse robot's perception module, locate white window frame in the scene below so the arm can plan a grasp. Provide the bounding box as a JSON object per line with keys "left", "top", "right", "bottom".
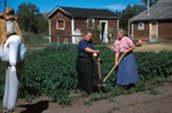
{"left": 86, "top": 18, "right": 95, "bottom": 29}
{"left": 56, "top": 19, "right": 65, "bottom": 30}
{"left": 138, "top": 22, "right": 144, "bottom": 30}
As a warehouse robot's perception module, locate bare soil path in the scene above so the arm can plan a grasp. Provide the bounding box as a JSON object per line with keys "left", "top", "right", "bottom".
{"left": 0, "top": 83, "right": 171, "bottom": 113}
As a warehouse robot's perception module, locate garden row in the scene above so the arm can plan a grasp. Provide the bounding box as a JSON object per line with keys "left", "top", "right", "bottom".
{"left": 0, "top": 44, "right": 171, "bottom": 105}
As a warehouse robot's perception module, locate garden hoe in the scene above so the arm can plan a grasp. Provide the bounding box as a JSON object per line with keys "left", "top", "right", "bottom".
{"left": 103, "top": 53, "right": 125, "bottom": 82}
{"left": 97, "top": 56, "right": 103, "bottom": 91}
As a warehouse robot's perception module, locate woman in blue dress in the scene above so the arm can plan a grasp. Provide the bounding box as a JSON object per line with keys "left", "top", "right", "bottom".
{"left": 114, "top": 29, "right": 140, "bottom": 88}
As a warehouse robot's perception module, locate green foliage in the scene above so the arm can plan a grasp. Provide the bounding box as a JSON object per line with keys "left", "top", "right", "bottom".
{"left": 135, "top": 51, "right": 172, "bottom": 81}
{"left": 0, "top": 62, "right": 6, "bottom": 98}
{"left": 19, "top": 44, "right": 78, "bottom": 104}
{"left": 0, "top": 45, "right": 171, "bottom": 105}
{"left": 16, "top": 2, "right": 48, "bottom": 34}
{"left": 23, "top": 31, "right": 49, "bottom": 47}
{"left": 37, "top": 14, "right": 49, "bottom": 34}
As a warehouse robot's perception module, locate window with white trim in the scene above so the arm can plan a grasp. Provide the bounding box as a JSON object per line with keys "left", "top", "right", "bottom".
{"left": 138, "top": 22, "right": 144, "bottom": 30}
{"left": 87, "top": 18, "right": 95, "bottom": 29}
{"left": 56, "top": 20, "right": 65, "bottom": 30}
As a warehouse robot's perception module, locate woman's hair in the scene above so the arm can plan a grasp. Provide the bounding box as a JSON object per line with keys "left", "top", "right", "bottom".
{"left": 118, "top": 28, "right": 124, "bottom": 34}
{"left": 82, "top": 31, "right": 92, "bottom": 36}
{"left": 0, "top": 17, "right": 7, "bottom": 45}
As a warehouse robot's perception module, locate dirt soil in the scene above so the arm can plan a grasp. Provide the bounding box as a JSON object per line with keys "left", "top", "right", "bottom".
{"left": 134, "top": 43, "right": 172, "bottom": 52}
{"left": 0, "top": 83, "right": 171, "bottom": 113}
{"left": 107, "top": 42, "right": 172, "bottom": 52}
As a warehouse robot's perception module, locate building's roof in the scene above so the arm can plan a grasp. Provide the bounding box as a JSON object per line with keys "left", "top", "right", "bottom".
{"left": 47, "top": 6, "right": 119, "bottom": 19}
{"left": 130, "top": 0, "right": 172, "bottom": 22}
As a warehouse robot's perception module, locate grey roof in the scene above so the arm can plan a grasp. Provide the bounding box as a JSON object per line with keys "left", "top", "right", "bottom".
{"left": 130, "top": 0, "right": 172, "bottom": 22}
{"left": 47, "top": 6, "right": 119, "bottom": 19}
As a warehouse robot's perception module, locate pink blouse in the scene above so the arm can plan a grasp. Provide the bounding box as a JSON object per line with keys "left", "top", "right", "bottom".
{"left": 114, "top": 36, "right": 135, "bottom": 53}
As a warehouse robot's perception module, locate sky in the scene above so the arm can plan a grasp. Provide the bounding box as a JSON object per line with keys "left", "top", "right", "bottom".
{"left": 0, "top": 0, "right": 142, "bottom": 13}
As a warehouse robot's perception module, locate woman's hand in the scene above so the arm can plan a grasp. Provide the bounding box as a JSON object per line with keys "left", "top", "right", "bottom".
{"left": 125, "top": 47, "right": 135, "bottom": 55}
{"left": 115, "top": 61, "right": 118, "bottom": 66}
{"left": 93, "top": 52, "right": 98, "bottom": 57}
{"left": 93, "top": 50, "right": 100, "bottom": 58}
{"left": 124, "top": 51, "right": 128, "bottom": 55}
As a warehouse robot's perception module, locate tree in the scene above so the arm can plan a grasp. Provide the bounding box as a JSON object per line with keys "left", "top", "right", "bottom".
{"left": 16, "top": 2, "right": 46, "bottom": 34}
{"left": 119, "top": 5, "right": 146, "bottom": 32}
{"left": 37, "top": 14, "right": 48, "bottom": 34}
{"left": 141, "top": 0, "right": 159, "bottom": 6}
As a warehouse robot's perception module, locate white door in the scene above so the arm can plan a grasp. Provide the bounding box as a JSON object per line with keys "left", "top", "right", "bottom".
{"left": 100, "top": 21, "right": 108, "bottom": 43}
{"left": 149, "top": 21, "right": 158, "bottom": 42}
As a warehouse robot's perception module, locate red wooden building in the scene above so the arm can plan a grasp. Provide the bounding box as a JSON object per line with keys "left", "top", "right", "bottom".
{"left": 47, "top": 6, "right": 119, "bottom": 44}
{"left": 129, "top": 0, "right": 172, "bottom": 42}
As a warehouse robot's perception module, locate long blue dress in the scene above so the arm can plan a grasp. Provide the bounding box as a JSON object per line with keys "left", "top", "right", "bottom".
{"left": 116, "top": 52, "right": 140, "bottom": 86}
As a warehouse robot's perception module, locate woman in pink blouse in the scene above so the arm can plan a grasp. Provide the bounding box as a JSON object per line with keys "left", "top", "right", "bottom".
{"left": 114, "top": 29, "right": 139, "bottom": 88}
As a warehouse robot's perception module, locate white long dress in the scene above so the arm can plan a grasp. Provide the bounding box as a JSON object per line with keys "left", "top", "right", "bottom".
{"left": 0, "top": 20, "right": 26, "bottom": 111}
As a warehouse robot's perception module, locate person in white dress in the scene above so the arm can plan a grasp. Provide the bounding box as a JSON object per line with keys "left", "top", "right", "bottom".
{"left": 0, "top": 7, "right": 27, "bottom": 113}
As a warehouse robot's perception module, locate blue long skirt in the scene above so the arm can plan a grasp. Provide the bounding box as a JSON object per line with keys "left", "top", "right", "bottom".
{"left": 116, "top": 52, "right": 140, "bottom": 86}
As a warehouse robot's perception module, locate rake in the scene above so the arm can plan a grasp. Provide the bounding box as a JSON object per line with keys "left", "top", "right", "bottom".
{"left": 103, "top": 53, "right": 125, "bottom": 82}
